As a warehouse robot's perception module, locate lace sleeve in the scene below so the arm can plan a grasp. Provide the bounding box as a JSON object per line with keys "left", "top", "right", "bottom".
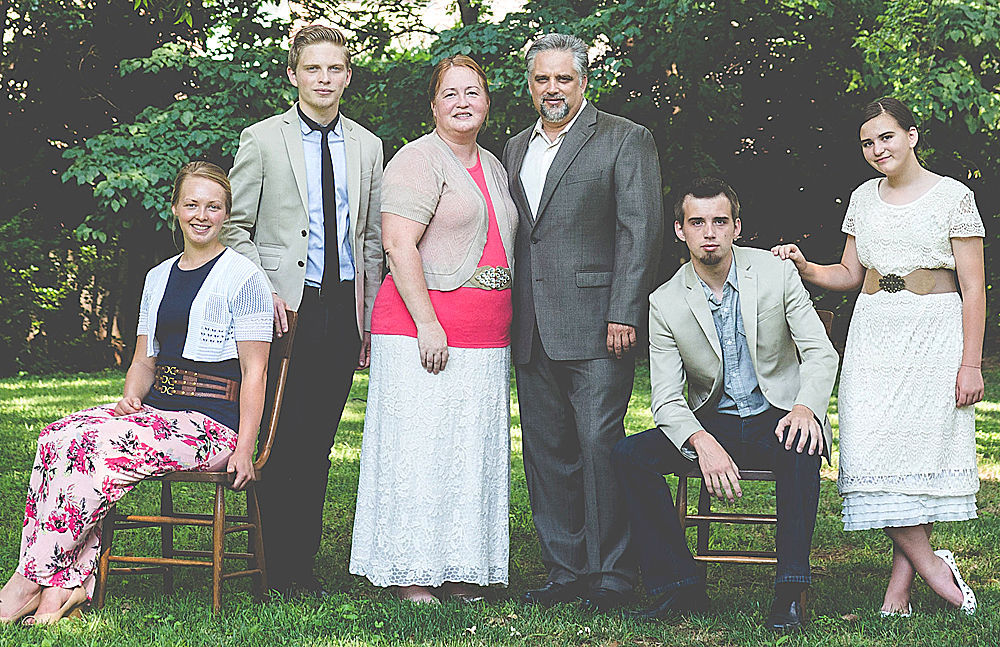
{"left": 231, "top": 270, "right": 274, "bottom": 343}
{"left": 381, "top": 145, "right": 442, "bottom": 225}
{"left": 136, "top": 270, "right": 153, "bottom": 335}
{"left": 841, "top": 188, "right": 860, "bottom": 236}
{"left": 949, "top": 190, "right": 985, "bottom": 238}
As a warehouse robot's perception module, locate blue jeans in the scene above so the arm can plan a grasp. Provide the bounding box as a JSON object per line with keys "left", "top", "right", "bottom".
{"left": 611, "top": 407, "right": 820, "bottom": 596}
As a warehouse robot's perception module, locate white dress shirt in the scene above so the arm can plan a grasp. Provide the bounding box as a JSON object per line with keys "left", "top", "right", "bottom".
{"left": 519, "top": 99, "right": 589, "bottom": 219}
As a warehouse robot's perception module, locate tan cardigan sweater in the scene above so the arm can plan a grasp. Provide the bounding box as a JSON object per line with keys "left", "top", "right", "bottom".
{"left": 381, "top": 131, "right": 517, "bottom": 290}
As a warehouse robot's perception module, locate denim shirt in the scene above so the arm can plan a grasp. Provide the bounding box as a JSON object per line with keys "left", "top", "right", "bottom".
{"left": 698, "top": 262, "right": 770, "bottom": 417}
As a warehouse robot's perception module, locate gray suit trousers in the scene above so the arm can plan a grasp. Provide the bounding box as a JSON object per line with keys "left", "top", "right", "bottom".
{"left": 516, "top": 328, "right": 637, "bottom": 592}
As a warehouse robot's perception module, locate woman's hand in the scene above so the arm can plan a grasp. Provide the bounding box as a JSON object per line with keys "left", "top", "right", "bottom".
{"left": 227, "top": 448, "right": 256, "bottom": 490}
{"left": 113, "top": 396, "right": 143, "bottom": 417}
{"left": 770, "top": 243, "right": 809, "bottom": 273}
{"left": 417, "top": 321, "right": 448, "bottom": 374}
{"left": 956, "top": 365, "right": 984, "bottom": 407}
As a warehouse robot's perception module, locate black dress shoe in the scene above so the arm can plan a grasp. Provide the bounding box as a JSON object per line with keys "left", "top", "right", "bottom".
{"left": 628, "top": 585, "right": 710, "bottom": 621}
{"left": 522, "top": 581, "right": 585, "bottom": 607}
{"left": 765, "top": 596, "right": 804, "bottom": 632}
{"left": 290, "top": 574, "right": 333, "bottom": 599}
{"left": 579, "top": 587, "right": 631, "bottom": 614}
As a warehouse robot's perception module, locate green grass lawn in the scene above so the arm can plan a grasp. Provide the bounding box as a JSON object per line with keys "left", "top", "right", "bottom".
{"left": 1, "top": 364, "right": 997, "bottom": 646}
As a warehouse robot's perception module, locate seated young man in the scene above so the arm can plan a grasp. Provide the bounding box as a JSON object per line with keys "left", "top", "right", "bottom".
{"left": 612, "top": 177, "right": 839, "bottom": 631}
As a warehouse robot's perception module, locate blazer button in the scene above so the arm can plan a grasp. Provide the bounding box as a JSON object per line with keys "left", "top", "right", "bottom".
{"left": 530, "top": 237, "right": 539, "bottom": 244}
{"left": 297, "top": 260, "right": 305, "bottom": 267}
{"left": 301, "top": 230, "right": 307, "bottom": 237}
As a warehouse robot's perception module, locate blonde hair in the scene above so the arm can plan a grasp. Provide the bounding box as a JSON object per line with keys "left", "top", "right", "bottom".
{"left": 289, "top": 25, "right": 351, "bottom": 70}
{"left": 171, "top": 161, "right": 232, "bottom": 214}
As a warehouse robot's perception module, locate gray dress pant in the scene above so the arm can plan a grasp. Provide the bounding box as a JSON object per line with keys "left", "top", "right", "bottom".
{"left": 515, "top": 328, "right": 637, "bottom": 592}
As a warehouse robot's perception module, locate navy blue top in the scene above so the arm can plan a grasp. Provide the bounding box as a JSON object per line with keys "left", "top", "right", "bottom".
{"left": 144, "top": 251, "right": 241, "bottom": 431}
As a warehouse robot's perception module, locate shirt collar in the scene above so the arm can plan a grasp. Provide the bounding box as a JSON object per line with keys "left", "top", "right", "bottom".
{"left": 297, "top": 104, "right": 343, "bottom": 138}
{"left": 530, "top": 99, "right": 589, "bottom": 145}
{"left": 697, "top": 259, "right": 739, "bottom": 307}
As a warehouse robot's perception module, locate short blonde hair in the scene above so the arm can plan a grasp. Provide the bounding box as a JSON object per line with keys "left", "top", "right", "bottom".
{"left": 171, "top": 161, "right": 232, "bottom": 214}
{"left": 288, "top": 25, "right": 351, "bottom": 70}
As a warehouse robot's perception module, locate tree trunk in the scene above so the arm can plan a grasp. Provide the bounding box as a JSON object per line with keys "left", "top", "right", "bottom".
{"left": 456, "top": 0, "right": 478, "bottom": 25}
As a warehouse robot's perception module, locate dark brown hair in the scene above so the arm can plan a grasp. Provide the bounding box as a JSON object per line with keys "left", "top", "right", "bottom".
{"left": 673, "top": 177, "right": 741, "bottom": 222}
{"left": 288, "top": 25, "right": 350, "bottom": 70}
{"left": 428, "top": 54, "right": 491, "bottom": 105}
{"left": 860, "top": 96, "right": 917, "bottom": 131}
{"left": 171, "top": 161, "right": 232, "bottom": 214}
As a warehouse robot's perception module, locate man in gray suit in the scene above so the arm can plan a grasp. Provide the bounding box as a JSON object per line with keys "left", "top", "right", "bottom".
{"left": 222, "top": 25, "right": 383, "bottom": 596}
{"left": 612, "top": 178, "right": 838, "bottom": 631}
{"left": 502, "top": 32, "right": 663, "bottom": 612}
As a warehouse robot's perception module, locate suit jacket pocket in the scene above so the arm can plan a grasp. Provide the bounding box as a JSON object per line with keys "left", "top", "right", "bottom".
{"left": 564, "top": 172, "right": 602, "bottom": 185}
{"left": 259, "top": 253, "right": 280, "bottom": 271}
{"left": 758, "top": 302, "right": 783, "bottom": 322}
{"left": 576, "top": 271, "right": 613, "bottom": 288}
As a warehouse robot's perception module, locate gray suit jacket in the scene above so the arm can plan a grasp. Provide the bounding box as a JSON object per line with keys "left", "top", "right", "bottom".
{"left": 221, "top": 104, "right": 384, "bottom": 336}
{"left": 649, "top": 246, "right": 840, "bottom": 459}
{"left": 502, "top": 102, "right": 664, "bottom": 363}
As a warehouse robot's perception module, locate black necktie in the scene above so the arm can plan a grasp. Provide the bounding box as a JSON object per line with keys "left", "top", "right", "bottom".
{"left": 299, "top": 105, "right": 341, "bottom": 292}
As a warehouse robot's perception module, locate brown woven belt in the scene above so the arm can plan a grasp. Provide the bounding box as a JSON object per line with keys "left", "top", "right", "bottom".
{"left": 862, "top": 268, "right": 957, "bottom": 295}
{"left": 153, "top": 365, "right": 240, "bottom": 402}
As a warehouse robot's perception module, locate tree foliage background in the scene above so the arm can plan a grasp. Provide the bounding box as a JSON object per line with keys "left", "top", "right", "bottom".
{"left": 2, "top": 0, "right": 998, "bottom": 375}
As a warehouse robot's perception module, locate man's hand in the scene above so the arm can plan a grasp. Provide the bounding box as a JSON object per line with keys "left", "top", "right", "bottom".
{"left": 774, "top": 404, "right": 823, "bottom": 455}
{"left": 272, "top": 293, "right": 289, "bottom": 338}
{"left": 357, "top": 331, "right": 372, "bottom": 370}
{"left": 688, "top": 430, "right": 742, "bottom": 502}
{"left": 606, "top": 323, "right": 637, "bottom": 358}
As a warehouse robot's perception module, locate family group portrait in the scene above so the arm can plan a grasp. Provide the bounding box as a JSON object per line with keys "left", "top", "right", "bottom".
{"left": 2, "top": 0, "right": 998, "bottom": 645}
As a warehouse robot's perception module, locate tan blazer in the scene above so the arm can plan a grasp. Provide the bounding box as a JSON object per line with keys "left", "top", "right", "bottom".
{"left": 649, "top": 245, "right": 839, "bottom": 459}
{"left": 222, "top": 104, "right": 384, "bottom": 335}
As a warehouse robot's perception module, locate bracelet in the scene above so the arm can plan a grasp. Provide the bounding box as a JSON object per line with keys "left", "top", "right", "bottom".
{"left": 960, "top": 364, "right": 981, "bottom": 369}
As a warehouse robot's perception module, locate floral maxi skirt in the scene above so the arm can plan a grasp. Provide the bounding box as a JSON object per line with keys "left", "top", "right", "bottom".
{"left": 17, "top": 404, "right": 237, "bottom": 598}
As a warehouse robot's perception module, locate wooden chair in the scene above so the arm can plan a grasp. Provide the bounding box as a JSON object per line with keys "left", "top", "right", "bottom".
{"left": 94, "top": 311, "right": 298, "bottom": 613}
{"left": 674, "top": 309, "right": 834, "bottom": 608}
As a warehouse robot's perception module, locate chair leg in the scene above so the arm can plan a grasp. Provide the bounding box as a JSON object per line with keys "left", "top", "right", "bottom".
{"left": 676, "top": 474, "right": 689, "bottom": 529}
{"left": 212, "top": 483, "right": 225, "bottom": 614}
{"left": 696, "top": 481, "right": 712, "bottom": 556}
{"left": 246, "top": 485, "right": 267, "bottom": 598}
{"left": 160, "top": 481, "right": 175, "bottom": 594}
{"left": 94, "top": 505, "right": 117, "bottom": 609}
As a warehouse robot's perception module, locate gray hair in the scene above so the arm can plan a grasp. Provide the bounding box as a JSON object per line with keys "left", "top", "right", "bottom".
{"left": 525, "top": 33, "right": 589, "bottom": 81}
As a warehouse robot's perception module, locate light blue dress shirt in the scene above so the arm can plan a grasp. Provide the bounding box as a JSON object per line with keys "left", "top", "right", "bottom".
{"left": 299, "top": 115, "right": 354, "bottom": 286}
{"left": 697, "top": 262, "right": 770, "bottom": 417}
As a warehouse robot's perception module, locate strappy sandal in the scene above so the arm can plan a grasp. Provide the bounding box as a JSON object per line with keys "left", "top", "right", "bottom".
{"left": 23, "top": 586, "right": 86, "bottom": 625}
{"left": 0, "top": 591, "right": 41, "bottom": 624}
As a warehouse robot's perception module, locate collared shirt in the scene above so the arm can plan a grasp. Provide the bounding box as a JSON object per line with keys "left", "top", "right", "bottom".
{"left": 519, "top": 99, "right": 589, "bottom": 219}
{"left": 299, "top": 113, "right": 353, "bottom": 286}
{"left": 697, "top": 261, "right": 770, "bottom": 417}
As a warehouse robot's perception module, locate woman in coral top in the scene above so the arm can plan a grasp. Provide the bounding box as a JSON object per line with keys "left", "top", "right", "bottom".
{"left": 349, "top": 55, "right": 517, "bottom": 603}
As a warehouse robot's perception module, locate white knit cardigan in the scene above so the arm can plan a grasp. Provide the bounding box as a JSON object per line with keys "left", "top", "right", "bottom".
{"left": 138, "top": 248, "right": 273, "bottom": 362}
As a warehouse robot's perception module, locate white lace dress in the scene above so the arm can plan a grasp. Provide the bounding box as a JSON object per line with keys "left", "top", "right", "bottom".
{"left": 838, "top": 176, "right": 983, "bottom": 531}
{"left": 349, "top": 335, "right": 511, "bottom": 587}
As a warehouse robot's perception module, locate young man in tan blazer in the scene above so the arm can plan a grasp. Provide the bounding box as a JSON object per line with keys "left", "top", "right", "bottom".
{"left": 612, "top": 178, "right": 838, "bottom": 631}
{"left": 222, "top": 25, "right": 383, "bottom": 596}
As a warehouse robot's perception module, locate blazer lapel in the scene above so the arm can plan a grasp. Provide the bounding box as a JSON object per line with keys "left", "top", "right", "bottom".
{"left": 532, "top": 102, "right": 597, "bottom": 229}
{"left": 280, "top": 105, "right": 309, "bottom": 216}
{"left": 734, "top": 246, "right": 759, "bottom": 368}
{"left": 507, "top": 130, "right": 532, "bottom": 224}
{"left": 684, "top": 263, "right": 722, "bottom": 359}
{"left": 343, "top": 116, "right": 361, "bottom": 243}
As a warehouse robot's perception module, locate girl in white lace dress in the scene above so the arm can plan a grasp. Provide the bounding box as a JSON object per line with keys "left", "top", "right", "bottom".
{"left": 772, "top": 97, "right": 983, "bottom": 616}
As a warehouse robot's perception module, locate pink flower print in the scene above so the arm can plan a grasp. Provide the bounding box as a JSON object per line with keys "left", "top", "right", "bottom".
{"left": 39, "top": 416, "right": 72, "bottom": 438}
{"left": 62, "top": 499, "right": 87, "bottom": 541}
{"left": 67, "top": 433, "right": 97, "bottom": 475}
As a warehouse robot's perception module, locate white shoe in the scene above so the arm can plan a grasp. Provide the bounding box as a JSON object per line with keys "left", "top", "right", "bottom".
{"left": 934, "top": 549, "right": 976, "bottom": 615}
{"left": 879, "top": 603, "right": 912, "bottom": 618}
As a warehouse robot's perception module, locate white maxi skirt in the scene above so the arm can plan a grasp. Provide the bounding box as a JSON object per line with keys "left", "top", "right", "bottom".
{"left": 349, "top": 334, "right": 511, "bottom": 587}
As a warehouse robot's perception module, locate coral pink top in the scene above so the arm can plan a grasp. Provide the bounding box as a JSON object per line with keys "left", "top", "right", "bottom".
{"left": 371, "top": 156, "right": 512, "bottom": 348}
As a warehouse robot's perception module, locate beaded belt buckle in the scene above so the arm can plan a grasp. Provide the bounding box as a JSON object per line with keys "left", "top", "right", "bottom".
{"left": 878, "top": 273, "right": 906, "bottom": 293}
{"left": 470, "top": 266, "right": 512, "bottom": 290}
